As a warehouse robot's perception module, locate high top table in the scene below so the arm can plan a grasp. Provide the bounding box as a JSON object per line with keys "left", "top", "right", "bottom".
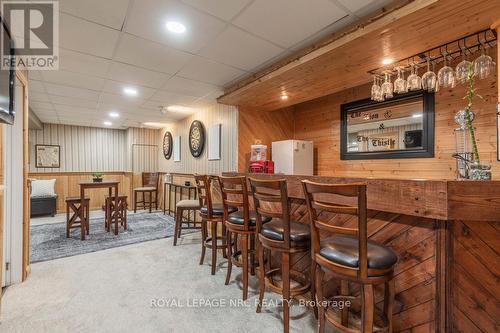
{"left": 79, "top": 181, "right": 120, "bottom": 238}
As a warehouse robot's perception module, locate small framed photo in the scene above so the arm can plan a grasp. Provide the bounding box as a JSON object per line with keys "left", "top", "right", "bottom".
{"left": 35, "top": 144, "right": 60, "bottom": 168}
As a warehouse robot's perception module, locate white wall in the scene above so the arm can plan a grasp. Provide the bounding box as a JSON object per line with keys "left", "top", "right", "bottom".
{"left": 3, "top": 76, "right": 25, "bottom": 286}
{"left": 158, "top": 103, "right": 238, "bottom": 175}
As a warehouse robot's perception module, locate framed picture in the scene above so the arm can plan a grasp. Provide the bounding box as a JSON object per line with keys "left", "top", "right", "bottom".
{"left": 340, "top": 90, "right": 435, "bottom": 160}
{"left": 208, "top": 123, "right": 221, "bottom": 161}
{"left": 35, "top": 144, "right": 60, "bottom": 168}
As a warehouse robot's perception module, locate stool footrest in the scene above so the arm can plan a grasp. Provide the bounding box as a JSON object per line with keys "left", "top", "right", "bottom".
{"left": 264, "top": 268, "right": 311, "bottom": 297}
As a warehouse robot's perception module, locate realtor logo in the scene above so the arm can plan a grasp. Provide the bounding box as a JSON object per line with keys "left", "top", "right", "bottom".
{"left": 1, "top": 0, "right": 59, "bottom": 70}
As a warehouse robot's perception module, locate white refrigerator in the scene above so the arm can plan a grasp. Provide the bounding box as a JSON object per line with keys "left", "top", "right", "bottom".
{"left": 272, "top": 140, "right": 314, "bottom": 175}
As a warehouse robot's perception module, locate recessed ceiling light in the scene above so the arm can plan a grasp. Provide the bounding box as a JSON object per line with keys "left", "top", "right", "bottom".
{"left": 104, "top": 121, "right": 112, "bottom": 126}
{"left": 123, "top": 87, "right": 138, "bottom": 96}
{"left": 166, "top": 21, "right": 186, "bottom": 34}
{"left": 280, "top": 94, "right": 289, "bottom": 100}
{"left": 109, "top": 112, "right": 119, "bottom": 118}
{"left": 382, "top": 58, "right": 394, "bottom": 65}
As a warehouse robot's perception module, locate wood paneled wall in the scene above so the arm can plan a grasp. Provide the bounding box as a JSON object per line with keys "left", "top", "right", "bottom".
{"left": 158, "top": 103, "right": 238, "bottom": 175}
{"left": 29, "top": 172, "right": 134, "bottom": 213}
{"left": 238, "top": 50, "right": 499, "bottom": 180}
{"left": 238, "top": 107, "right": 295, "bottom": 172}
{"left": 29, "top": 124, "right": 159, "bottom": 173}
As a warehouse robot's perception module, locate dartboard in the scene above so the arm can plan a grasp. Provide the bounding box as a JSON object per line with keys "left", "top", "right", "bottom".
{"left": 163, "top": 131, "right": 173, "bottom": 160}
{"left": 189, "top": 120, "right": 205, "bottom": 157}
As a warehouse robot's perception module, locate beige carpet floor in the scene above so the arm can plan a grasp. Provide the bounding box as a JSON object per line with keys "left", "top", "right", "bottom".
{"left": 0, "top": 232, "right": 322, "bottom": 333}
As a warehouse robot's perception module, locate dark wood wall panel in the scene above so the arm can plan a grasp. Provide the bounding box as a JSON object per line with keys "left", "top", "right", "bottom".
{"left": 450, "top": 221, "right": 500, "bottom": 333}
{"left": 267, "top": 198, "right": 440, "bottom": 332}
{"left": 238, "top": 107, "right": 295, "bottom": 172}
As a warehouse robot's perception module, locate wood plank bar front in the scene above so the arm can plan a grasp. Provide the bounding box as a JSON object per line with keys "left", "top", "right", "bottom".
{"left": 223, "top": 172, "right": 500, "bottom": 333}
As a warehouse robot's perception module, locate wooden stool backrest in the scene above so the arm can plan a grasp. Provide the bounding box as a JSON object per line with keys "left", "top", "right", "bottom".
{"left": 194, "top": 174, "right": 216, "bottom": 219}
{"left": 249, "top": 178, "right": 291, "bottom": 249}
{"left": 142, "top": 172, "right": 159, "bottom": 189}
{"left": 218, "top": 176, "right": 250, "bottom": 228}
{"left": 302, "top": 180, "right": 368, "bottom": 278}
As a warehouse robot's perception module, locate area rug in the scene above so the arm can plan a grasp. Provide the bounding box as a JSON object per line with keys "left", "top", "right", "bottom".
{"left": 30, "top": 212, "right": 195, "bottom": 263}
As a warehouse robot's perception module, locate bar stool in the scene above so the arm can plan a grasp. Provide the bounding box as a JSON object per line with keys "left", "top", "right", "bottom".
{"left": 105, "top": 195, "right": 128, "bottom": 232}
{"left": 249, "top": 178, "right": 311, "bottom": 333}
{"left": 173, "top": 199, "right": 201, "bottom": 246}
{"left": 134, "top": 172, "right": 159, "bottom": 213}
{"left": 302, "top": 180, "right": 397, "bottom": 333}
{"left": 66, "top": 196, "right": 90, "bottom": 240}
{"left": 219, "top": 176, "right": 271, "bottom": 300}
{"left": 194, "top": 175, "right": 237, "bottom": 275}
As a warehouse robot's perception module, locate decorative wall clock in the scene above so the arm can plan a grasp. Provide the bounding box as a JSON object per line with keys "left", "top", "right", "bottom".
{"left": 163, "top": 131, "right": 173, "bottom": 160}
{"left": 189, "top": 120, "right": 205, "bottom": 157}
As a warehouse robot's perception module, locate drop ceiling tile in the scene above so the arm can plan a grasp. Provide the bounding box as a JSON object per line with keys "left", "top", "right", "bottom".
{"left": 160, "top": 76, "right": 220, "bottom": 97}
{"left": 124, "top": 0, "right": 226, "bottom": 53}
{"left": 59, "top": 49, "right": 111, "bottom": 78}
{"left": 41, "top": 70, "right": 106, "bottom": 91}
{"left": 55, "top": 105, "right": 97, "bottom": 115}
{"left": 233, "top": 0, "right": 347, "bottom": 48}
{"left": 97, "top": 103, "right": 143, "bottom": 114}
{"left": 348, "top": 0, "right": 393, "bottom": 18}
{"left": 59, "top": 0, "right": 130, "bottom": 29}
{"left": 50, "top": 95, "right": 98, "bottom": 109}
{"left": 180, "top": 0, "right": 252, "bottom": 21}
{"left": 199, "top": 26, "right": 284, "bottom": 72}
{"left": 30, "top": 101, "right": 54, "bottom": 110}
{"left": 99, "top": 92, "right": 149, "bottom": 108}
{"left": 102, "top": 80, "right": 156, "bottom": 100}
{"left": 114, "top": 34, "right": 193, "bottom": 74}
{"left": 147, "top": 90, "right": 199, "bottom": 105}
{"left": 28, "top": 80, "right": 45, "bottom": 92}
{"left": 28, "top": 71, "right": 43, "bottom": 81}
{"left": 59, "top": 13, "right": 121, "bottom": 58}
{"left": 106, "top": 62, "right": 171, "bottom": 89}
{"left": 44, "top": 83, "right": 101, "bottom": 101}
{"left": 29, "top": 91, "right": 51, "bottom": 103}
{"left": 178, "top": 56, "right": 247, "bottom": 86}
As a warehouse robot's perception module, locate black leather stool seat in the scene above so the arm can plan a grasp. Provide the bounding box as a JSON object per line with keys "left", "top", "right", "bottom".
{"left": 227, "top": 211, "right": 272, "bottom": 226}
{"left": 319, "top": 235, "right": 397, "bottom": 269}
{"left": 261, "top": 220, "right": 310, "bottom": 242}
{"left": 200, "top": 204, "right": 237, "bottom": 216}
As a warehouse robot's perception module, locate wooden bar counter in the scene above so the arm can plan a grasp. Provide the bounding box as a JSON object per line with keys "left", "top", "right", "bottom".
{"left": 223, "top": 172, "right": 500, "bottom": 333}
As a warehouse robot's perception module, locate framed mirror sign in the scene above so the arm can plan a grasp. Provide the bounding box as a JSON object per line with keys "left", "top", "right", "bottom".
{"left": 340, "top": 91, "right": 435, "bottom": 160}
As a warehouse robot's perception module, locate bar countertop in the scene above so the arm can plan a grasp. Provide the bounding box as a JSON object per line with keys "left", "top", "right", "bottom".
{"left": 222, "top": 172, "right": 500, "bottom": 222}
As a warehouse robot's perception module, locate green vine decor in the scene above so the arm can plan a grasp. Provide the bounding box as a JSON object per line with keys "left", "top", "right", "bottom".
{"left": 464, "top": 62, "right": 481, "bottom": 163}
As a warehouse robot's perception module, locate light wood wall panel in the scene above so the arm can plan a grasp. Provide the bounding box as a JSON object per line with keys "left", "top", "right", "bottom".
{"left": 28, "top": 124, "right": 160, "bottom": 173}
{"left": 158, "top": 103, "right": 238, "bottom": 175}
{"left": 28, "top": 172, "right": 134, "bottom": 213}
{"left": 238, "top": 107, "right": 295, "bottom": 172}
{"left": 239, "top": 50, "right": 499, "bottom": 180}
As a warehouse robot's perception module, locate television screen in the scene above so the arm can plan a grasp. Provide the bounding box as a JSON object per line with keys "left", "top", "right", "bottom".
{"left": 0, "top": 17, "right": 15, "bottom": 125}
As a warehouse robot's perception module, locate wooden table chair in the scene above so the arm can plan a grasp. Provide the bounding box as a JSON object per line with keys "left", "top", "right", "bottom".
{"left": 302, "top": 180, "right": 397, "bottom": 333}
{"left": 249, "top": 178, "right": 311, "bottom": 333}
{"left": 105, "top": 195, "right": 128, "bottom": 231}
{"left": 66, "top": 196, "right": 90, "bottom": 240}
{"left": 219, "top": 175, "right": 271, "bottom": 300}
{"left": 134, "top": 172, "right": 159, "bottom": 213}
{"left": 194, "top": 174, "right": 237, "bottom": 275}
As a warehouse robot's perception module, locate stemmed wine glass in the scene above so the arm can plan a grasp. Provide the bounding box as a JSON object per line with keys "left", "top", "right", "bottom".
{"left": 407, "top": 63, "right": 422, "bottom": 91}
{"left": 438, "top": 55, "right": 455, "bottom": 89}
{"left": 371, "top": 76, "right": 381, "bottom": 101}
{"left": 393, "top": 67, "right": 408, "bottom": 94}
{"left": 422, "top": 58, "right": 437, "bottom": 92}
{"left": 456, "top": 48, "right": 472, "bottom": 84}
{"left": 381, "top": 73, "right": 393, "bottom": 99}
{"left": 474, "top": 44, "right": 495, "bottom": 79}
